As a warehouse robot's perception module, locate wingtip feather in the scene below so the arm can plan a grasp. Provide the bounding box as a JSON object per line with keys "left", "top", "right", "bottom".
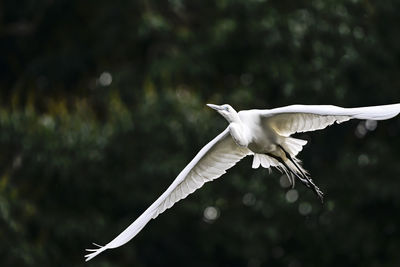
{"left": 84, "top": 244, "right": 107, "bottom": 262}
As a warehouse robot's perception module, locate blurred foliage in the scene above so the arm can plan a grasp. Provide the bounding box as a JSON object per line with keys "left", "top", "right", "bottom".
{"left": 1, "top": 0, "right": 400, "bottom": 266}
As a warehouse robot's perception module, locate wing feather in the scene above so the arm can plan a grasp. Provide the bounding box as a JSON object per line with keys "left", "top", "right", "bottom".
{"left": 85, "top": 127, "right": 250, "bottom": 261}
{"left": 259, "top": 103, "right": 400, "bottom": 136}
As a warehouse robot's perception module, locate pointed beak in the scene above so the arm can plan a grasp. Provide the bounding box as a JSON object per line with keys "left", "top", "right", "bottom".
{"left": 207, "top": 104, "right": 223, "bottom": 111}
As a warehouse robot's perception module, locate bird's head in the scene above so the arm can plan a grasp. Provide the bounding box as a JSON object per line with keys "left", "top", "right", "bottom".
{"left": 207, "top": 104, "right": 239, "bottom": 123}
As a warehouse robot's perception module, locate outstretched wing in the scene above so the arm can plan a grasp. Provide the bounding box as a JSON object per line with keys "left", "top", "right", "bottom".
{"left": 85, "top": 127, "right": 251, "bottom": 261}
{"left": 259, "top": 103, "right": 400, "bottom": 137}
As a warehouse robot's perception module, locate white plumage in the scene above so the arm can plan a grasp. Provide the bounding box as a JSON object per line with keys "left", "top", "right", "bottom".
{"left": 85, "top": 103, "right": 400, "bottom": 261}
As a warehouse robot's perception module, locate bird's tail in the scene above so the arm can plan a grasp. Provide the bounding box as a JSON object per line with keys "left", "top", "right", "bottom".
{"left": 252, "top": 153, "right": 308, "bottom": 178}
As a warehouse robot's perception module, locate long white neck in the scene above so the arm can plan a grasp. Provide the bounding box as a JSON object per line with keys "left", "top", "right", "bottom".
{"left": 227, "top": 114, "right": 249, "bottom": 147}
{"left": 229, "top": 123, "right": 248, "bottom": 147}
{"left": 223, "top": 110, "right": 242, "bottom": 124}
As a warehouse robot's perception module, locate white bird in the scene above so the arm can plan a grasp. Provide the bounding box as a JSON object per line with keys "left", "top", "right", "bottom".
{"left": 85, "top": 103, "right": 400, "bottom": 261}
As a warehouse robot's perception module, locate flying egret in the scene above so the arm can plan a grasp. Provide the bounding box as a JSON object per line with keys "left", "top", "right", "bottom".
{"left": 85, "top": 103, "right": 400, "bottom": 261}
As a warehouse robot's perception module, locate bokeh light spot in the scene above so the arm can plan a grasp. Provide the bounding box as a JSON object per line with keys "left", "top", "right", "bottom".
{"left": 242, "top": 193, "right": 256, "bottom": 206}
{"left": 298, "top": 202, "right": 312, "bottom": 216}
{"left": 280, "top": 175, "right": 292, "bottom": 188}
{"left": 203, "top": 206, "right": 220, "bottom": 223}
{"left": 365, "top": 120, "right": 377, "bottom": 131}
{"left": 99, "top": 72, "right": 112, "bottom": 86}
{"left": 355, "top": 123, "right": 367, "bottom": 138}
{"left": 286, "top": 189, "right": 299, "bottom": 203}
{"left": 358, "top": 154, "right": 369, "bottom": 166}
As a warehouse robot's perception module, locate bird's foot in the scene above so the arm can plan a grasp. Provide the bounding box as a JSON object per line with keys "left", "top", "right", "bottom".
{"left": 299, "top": 176, "right": 324, "bottom": 203}
{"left": 312, "top": 184, "right": 324, "bottom": 203}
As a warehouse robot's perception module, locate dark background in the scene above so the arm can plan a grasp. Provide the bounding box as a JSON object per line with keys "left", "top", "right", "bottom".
{"left": 1, "top": 0, "right": 400, "bottom": 266}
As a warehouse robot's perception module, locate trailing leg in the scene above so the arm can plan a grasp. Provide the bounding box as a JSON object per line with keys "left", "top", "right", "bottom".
{"left": 267, "top": 148, "right": 324, "bottom": 203}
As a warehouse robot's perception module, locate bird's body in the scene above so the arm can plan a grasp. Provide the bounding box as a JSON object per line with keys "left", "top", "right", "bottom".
{"left": 85, "top": 103, "right": 400, "bottom": 261}
{"left": 238, "top": 110, "right": 280, "bottom": 152}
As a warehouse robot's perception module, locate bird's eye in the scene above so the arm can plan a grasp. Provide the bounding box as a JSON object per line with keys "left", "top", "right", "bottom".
{"left": 225, "top": 106, "right": 229, "bottom": 111}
